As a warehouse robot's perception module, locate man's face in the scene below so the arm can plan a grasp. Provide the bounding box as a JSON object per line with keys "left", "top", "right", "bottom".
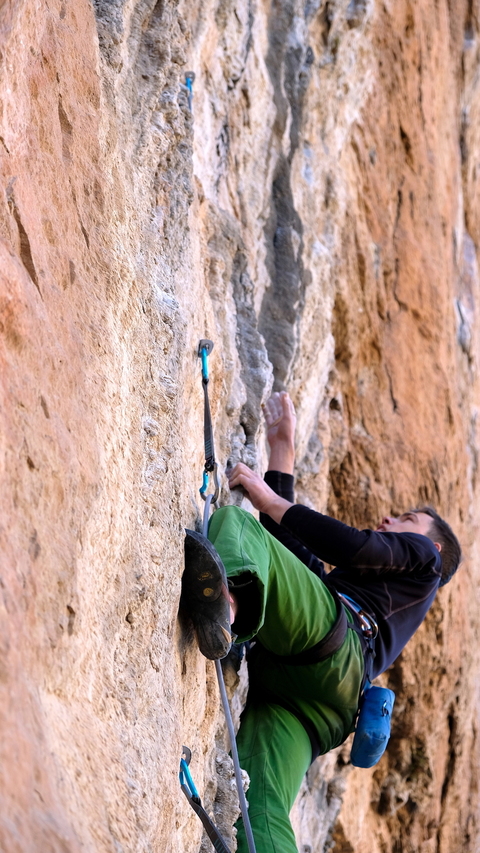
{"left": 376, "top": 511, "right": 434, "bottom": 537}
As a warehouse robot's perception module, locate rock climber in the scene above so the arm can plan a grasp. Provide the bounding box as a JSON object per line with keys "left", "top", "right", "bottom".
{"left": 182, "top": 392, "right": 462, "bottom": 853}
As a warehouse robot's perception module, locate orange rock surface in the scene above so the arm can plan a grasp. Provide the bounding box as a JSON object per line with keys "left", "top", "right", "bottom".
{"left": 0, "top": 1, "right": 479, "bottom": 851}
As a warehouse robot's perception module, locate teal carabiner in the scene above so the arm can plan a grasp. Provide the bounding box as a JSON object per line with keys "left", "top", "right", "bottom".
{"left": 201, "top": 346, "right": 209, "bottom": 382}
{"left": 179, "top": 759, "right": 200, "bottom": 800}
{"left": 199, "top": 465, "right": 220, "bottom": 502}
{"left": 199, "top": 470, "right": 209, "bottom": 496}
{"left": 185, "top": 71, "right": 195, "bottom": 112}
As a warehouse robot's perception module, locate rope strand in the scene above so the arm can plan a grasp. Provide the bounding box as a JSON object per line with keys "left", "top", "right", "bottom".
{"left": 202, "top": 497, "right": 257, "bottom": 853}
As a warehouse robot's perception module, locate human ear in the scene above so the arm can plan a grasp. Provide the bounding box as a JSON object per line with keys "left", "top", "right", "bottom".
{"left": 434, "top": 541, "right": 442, "bottom": 553}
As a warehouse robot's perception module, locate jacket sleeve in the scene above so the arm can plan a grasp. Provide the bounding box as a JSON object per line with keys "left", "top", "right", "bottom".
{"left": 280, "top": 504, "right": 441, "bottom": 576}
{"left": 259, "top": 472, "right": 328, "bottom": 580}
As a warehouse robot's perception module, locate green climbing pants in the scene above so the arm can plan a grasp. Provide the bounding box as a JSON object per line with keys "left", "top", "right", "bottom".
{"left": 208, "top": 506, "right": 364, "bottom": 853}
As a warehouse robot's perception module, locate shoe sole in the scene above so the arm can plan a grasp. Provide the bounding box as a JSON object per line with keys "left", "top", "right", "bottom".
{"left": 182, "top": 530, "right": 232, "bottom": 660}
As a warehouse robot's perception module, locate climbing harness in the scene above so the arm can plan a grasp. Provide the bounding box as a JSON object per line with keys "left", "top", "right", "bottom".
{"left": 185, "top": 71, "right": 195, "bottom": 112}
{"left": 198, "top": 339, "right": 220, "bottom": 504}
{"left": 180, "top": 341, "right": 257, "bottom": 853}
{"left": 263, "top": 589, "right": 349, "bottom": 666}
{"left": 180, "top": 746, "right": 231, "bottom": 853}
{"left": 257, "top": 590, "right": 381, "bottom": 764}
{"left": 261, "top": 587, "right": 378, "bottom": 668}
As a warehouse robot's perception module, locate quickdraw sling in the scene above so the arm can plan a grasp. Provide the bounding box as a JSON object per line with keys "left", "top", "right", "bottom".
{"left": 180, "top": 747, "right": 231, "bottom": 853}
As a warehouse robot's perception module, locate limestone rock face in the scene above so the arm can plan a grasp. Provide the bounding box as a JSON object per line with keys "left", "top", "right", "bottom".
{"left": 1, "top": 1, "right": 479, "bottom": 852}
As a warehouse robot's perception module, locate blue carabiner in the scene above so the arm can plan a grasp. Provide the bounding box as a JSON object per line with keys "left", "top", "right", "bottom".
{"left": 201, "top": 346, "right": 209, "bottom": 382}
{"left": 185, "top": 72, "right": 195, "bottom": 112}
{"left": 179, "top": 758, "right": 200, "bottom": 799}
{"left": 199, "top": 470, "right": 209, "bottom": 496}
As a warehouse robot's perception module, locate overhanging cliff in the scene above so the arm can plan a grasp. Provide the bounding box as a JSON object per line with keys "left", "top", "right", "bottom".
{"left": 1, "top": 1, "right": 479, "bottom": 851}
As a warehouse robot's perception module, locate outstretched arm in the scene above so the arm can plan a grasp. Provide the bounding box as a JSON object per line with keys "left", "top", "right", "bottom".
{"left": 227, "top": 392, "right": 370, "bottom": 569}
{"left": 227, "top": 386, "right": 368, "bottom": 565}
{"left": 260, "top": 393, "right": 326, "bottom": 577}
{"left": 228, "top": 393, "right": 439, "bottom": 574}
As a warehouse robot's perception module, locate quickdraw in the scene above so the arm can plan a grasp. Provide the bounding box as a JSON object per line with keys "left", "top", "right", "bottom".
{"left": 180, "top": 746, "right": 232, "bottom": 853}
{"left": 198, "top": 339, "right": 220, "bottom": 504}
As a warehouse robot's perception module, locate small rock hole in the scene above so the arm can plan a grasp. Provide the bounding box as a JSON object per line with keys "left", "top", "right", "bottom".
{"left": 40, "top": 396, "right": 50, "bottom": 418}
{"left": 67, "top": 605, "right": 75, "bottom": 635}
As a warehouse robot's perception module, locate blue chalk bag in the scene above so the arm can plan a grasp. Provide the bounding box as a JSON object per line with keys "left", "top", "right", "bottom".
{"left": 350, "top": 682, "right": 395, "bottom": 769}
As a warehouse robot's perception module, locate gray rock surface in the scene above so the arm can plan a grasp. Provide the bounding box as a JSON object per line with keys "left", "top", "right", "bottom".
{"left": 0, "top": 0, "right": 479, "bottom": 851}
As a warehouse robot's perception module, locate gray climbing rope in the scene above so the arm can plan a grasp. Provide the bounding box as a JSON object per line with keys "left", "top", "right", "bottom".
{"left": 199, "top": 341, "right": 257, "bottom": 853}
{"left": 202, "top": 498, "right": 257, "bottom": 853}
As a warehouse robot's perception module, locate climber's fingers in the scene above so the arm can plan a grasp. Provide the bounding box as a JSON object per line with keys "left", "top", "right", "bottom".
{"left": 264, "top": 391, "right": 295, "bottom": 428}
{"left": 263, "top": 393, "right": 297, "bottom": 451}
{"left": 226, "top": 463, "right": 279, "bottom": 513}
{"left": 263, "top": 393, "right": 283, "bottom": 428}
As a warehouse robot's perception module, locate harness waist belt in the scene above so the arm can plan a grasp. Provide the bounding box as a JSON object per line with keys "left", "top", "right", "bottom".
{"left": 263, "top": 590, "right": 348, "bottom": 666}
{"left": 260, "top": 590, "right": 378, "bottom": 667}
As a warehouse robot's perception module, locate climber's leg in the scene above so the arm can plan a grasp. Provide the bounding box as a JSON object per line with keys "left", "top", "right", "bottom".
{"left": 234, "top": 701, "right": 311, "bottom": 853}
{"left": 208, "top": 504, "right": 364, "bottom": 765}
{"left": 208, "top": 505, "right": 338, "bottom": 650}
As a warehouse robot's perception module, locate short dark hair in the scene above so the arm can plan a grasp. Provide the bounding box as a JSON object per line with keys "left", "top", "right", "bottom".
{"left": 413, "top": 506, "right": 462, "bottom": 586}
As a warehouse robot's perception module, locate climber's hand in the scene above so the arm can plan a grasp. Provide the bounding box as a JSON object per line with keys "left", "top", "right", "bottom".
{"left": 226, "top": 463, "right": 293, "bottom": 523}
{"left": 263, "top": 391, "right": 296, "bottom": 474}
{"left": 264, "top": 391, "right": 296, "bottom": 445}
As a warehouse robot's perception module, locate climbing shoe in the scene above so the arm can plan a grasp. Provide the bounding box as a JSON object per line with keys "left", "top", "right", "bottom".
{"left": 182, "top": 529, "right": 233, "bottom": 660}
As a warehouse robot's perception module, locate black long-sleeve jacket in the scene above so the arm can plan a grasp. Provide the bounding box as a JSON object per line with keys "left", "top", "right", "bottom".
{"left": 260, "top": 472, "right": 443, "bottom": 678}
